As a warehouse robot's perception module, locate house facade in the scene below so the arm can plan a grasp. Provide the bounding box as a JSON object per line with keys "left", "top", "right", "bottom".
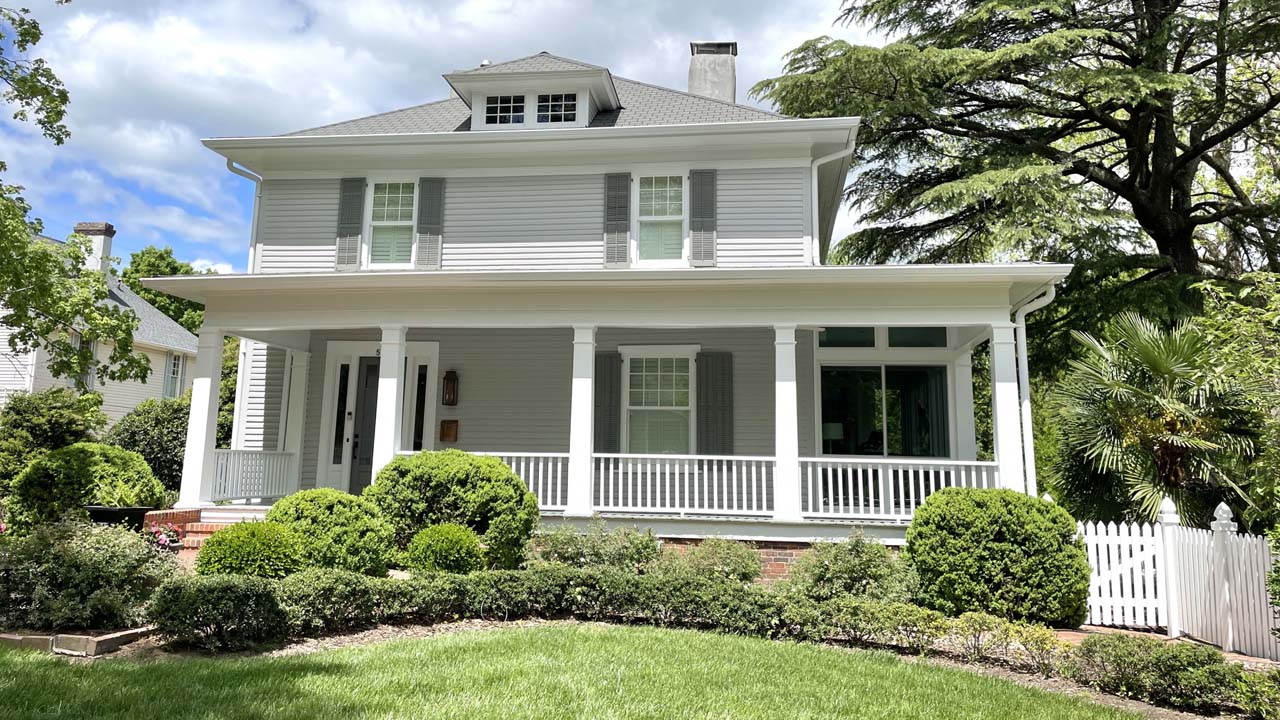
{"left": 1, "top": 223, "right": 197, "bottom": 423}
{"left": 149, "top": 45, "right": 1069, "bottom": 541}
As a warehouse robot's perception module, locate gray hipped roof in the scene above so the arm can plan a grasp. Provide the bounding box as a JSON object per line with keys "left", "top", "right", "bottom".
{"left": 285, "top": 52, "right": 783, "bottom": 137}
{"left": 104, "top": 276, "right": 198, "bottom": 355}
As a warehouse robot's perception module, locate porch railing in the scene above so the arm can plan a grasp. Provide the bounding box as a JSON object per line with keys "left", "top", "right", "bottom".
{"left": 211, "top": 449, "right": 297, "bottom": 502}
{"left": 799, "top": 457, "right": 999, "bottom": 522}
{"left": 592, "top": 453, "right": 775, "bottom": 517}
{"left": 478, "top": 452, "right": 570, "bottom": 511}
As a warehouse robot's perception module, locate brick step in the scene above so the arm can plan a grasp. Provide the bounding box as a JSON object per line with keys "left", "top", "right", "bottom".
{"left": 177, "top": 522, "right": 235, "bottom": 549}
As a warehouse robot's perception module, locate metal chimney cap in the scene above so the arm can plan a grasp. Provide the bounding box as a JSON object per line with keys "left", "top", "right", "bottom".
{"left": 690, "top": 41, "right": 737, "bottom": 56}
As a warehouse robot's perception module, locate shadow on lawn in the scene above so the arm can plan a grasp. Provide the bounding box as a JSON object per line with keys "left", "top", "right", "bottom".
{"left": 0, "top": 649, "right": 381, "bottom": 720}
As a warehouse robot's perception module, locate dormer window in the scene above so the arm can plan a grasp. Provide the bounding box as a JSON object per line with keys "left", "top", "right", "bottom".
{"left": 485, "top": 95, "right": 525, "bottom": 124}
{"left": 537, "top": 93, "right": 577, "bottom": 123}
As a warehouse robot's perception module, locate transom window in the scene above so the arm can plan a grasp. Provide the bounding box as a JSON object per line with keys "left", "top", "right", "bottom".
{"left": 626, "top": 353, "right": 693, "bottom": 454}
{"left": 637, "top": 175, "right": 684, "bottom": 261}
{"left": 369, "top": 182, "right": 415, "bottom": 266}
{"left": 536, "top": 93, "right": 577, "bottom": 123}
{"left": 485, "top": 95, "right": 525, "bottom": 124}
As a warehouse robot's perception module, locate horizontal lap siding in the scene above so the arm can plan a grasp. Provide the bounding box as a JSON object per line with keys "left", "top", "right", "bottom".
{"left": 236, "top": 341, "right": 287, "bottom": 451}
{"left": 717, "top": 168, "right": 808, "bottom": 267}
{"left": 0, "top": 318, "right": 33, "bottom": 404}
{"left": 29, "top": 342, "right": 176, "bottom": 425}
{"left": 255, "top": 179, "right": 340, "bottom": 274}
{"left": 442, "top": 175, "right": 604, "bottom": 270}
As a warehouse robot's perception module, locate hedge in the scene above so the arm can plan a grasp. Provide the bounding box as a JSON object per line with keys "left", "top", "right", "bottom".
{"left": 195, "top": 521, "right": 306, "bottom": 578}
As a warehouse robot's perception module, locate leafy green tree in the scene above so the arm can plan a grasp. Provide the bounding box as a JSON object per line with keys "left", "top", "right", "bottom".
{"left": 120, "top": 246, "right": 205, "bottom": 333}
{"left": 1048, "top": 313, "right": 1262, "bottom": 526}
{"left": 1, "top": 1, "right": 148, "bottom": 388}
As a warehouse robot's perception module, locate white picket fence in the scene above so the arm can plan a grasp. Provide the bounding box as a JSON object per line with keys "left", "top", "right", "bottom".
{"left": 1079, "top": 500, "right": 1280, "bottom": 660}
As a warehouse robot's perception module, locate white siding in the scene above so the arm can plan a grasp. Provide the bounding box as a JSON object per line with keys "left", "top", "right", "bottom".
{"left": 716, "top": 167, "right": 809, "bottom": 267}
{"left": 255, "top": 179, "right": 340, "bottom": 274}
{"left": 441, "top": 175, "right": 604, "bottom": 270}
{"left": 0, "top": 320, "right": 33, "bottom": 404}
{"left": 233, "top": 341, "right": 288, "bottom": 450}
{"left": 28, "top": 342, "right": 191, "bottom": 425}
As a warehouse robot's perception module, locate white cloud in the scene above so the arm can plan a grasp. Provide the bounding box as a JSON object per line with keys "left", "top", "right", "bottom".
{"left": 191, "top": 258, "right": 235, "bottom": 274}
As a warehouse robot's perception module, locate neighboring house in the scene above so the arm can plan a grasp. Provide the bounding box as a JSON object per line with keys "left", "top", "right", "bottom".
{"left": 0, "top": 222, "right": 198, "bottom": 424}
{"left": 147, "top": 44, "right": 1070, "bottom": 542}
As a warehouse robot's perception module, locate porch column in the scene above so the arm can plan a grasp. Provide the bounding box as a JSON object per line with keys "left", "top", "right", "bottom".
{"left": 177, "top": 328, "right": 225, "bottom": 508}
{"left": 954, "top": 351, "right": 978, "bottom": 461}
{"left": 565, "top": 325, "right": 595, "bottom": 516}
{"left": 280, "top": 350, "right": 310, "bottom": 488}
{"left": 773, "top": 324, "right": 803, "bottom": 522}
{"left": 371, "top": 325, "right": 406, "bottom": 477}
{"left": 990, "top": 326, "right": 1026, "bottom": 492}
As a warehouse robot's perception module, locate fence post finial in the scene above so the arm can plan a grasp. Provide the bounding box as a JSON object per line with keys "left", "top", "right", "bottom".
{"left": 1041, "top": 493, "right": 1054, "bottom": 504}
{"left": 1210, "top": 502, "right": 1237, "bottom": 533}
{"left": 1158, "top": 496, "right": 1181, "bottom": 526}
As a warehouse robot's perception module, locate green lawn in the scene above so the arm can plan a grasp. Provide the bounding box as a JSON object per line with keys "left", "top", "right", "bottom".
{"left": 0, "top": 624, "right": 1137, "bottom": 720}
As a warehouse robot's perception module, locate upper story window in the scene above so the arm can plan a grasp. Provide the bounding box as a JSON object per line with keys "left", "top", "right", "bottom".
{"left": 370, "top": 182, "right": 415, "bottom": 266}
{"left": 637, "top": 175, "right": 684, "bottom": 262}
{"left": 537, "top": 93, "right": 577, "bottom": 123}
{"left": 485, "top": 95, "right": 525, "bottom": 125}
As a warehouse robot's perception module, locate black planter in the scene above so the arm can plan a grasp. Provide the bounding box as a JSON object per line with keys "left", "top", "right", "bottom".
{"left": 83, "top": 506, "right": 155, "bottom": 531}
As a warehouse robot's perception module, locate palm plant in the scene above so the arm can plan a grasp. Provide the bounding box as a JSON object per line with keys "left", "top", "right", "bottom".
{"left": 1049, "top": 313, "right": 1262, "bottom": 526}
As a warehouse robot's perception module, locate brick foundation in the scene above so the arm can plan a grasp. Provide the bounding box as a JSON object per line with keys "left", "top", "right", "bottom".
{"left": 660, "top": 537, "right": 812, "bottom": 581}
{"left": 142, "top": 508, "right": 201, "bottom": 526}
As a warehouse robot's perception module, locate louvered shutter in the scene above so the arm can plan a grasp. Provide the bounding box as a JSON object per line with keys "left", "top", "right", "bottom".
{"left": 603, "top": 173, "right": 631, "bottom": 267}
{"left": 416, "top": 177, "right": 445, "bottom": 270}
{"left": 696, "top": 351, "right": 733, "bottom": 454}
{"left": 689, "top": 169, "right": 717, "bottom": 267}
{"left": 335, "top": 177, "right": 366, "bottom": 271}
{"left": 593, "top": 351, "right": 622, "bottom": 452}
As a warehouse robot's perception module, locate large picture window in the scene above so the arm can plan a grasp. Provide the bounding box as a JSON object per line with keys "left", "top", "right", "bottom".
{"left": 637, "top": 175, "right": 684, "bottom": 261}
{"left": 820, "top": 365, "right": 949, "bottom": 458}
{"left": 625, "top": 353, "right": 693, "bottom": 454}
{"left": 369, "top": 182, "right": 415, "bottom": 266}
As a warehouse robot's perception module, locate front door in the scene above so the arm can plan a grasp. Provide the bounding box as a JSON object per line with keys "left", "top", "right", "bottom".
{"left": 349, "top": 356, "right": 380, "bottom": 494}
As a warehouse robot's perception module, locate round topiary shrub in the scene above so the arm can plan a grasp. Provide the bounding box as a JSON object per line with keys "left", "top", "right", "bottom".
{"left": 265, "top": 488, "right": 395, "bottom": 576}
{"left": 407, "top": 523, "right": 484, "bottom": 574}
{"left": 363, "top": 450, "right": 538, "bottom": 568}
{"left": 8, "top": 441, "right": 166, "bottom": 529}
{"left": 195, "top": 521, "right": 305, "bottom": 578}
{"left": 906, "top": 488, "right": 1090, "bottom": 627}
{"left": 0, "top": 388, "right": 105, "bottom": 496}
{"left": 105, "top": 396, "right": 189, "bottom": 491}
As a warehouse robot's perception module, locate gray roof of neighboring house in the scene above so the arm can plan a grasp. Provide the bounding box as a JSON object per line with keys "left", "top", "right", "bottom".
{"left": 284, "top": 52, "right": 784, "bottom": 137}
{"left": 104, "top": 276, "right": 198, "bottom": 355}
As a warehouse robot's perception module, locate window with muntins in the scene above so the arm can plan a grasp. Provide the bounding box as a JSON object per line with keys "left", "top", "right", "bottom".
{"left": 485, "top": 95, "right": 525, "bottom": 124}
{"left": 163, "top": 353, "right": 185, "bottom": 399}
{"left": 638, "top": 175, "right": 684, "bottom": 261}
{"left": 369, "top": 182, "right": 415, "bottom": 266}
{"left": 536, "top": 93, "right": 577, "bottom": 123}
{"left": 626, "top": 355, "right": 692, "bottom": 454}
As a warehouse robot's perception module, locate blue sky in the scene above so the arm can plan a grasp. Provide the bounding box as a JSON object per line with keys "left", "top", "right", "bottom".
{"left": 4, "top": 0, "right": 877, "bottom": 273}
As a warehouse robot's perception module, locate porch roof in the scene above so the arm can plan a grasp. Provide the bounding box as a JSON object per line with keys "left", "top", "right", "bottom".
{"left": 144, "top": 263, "right": 1072, "bottom": 308}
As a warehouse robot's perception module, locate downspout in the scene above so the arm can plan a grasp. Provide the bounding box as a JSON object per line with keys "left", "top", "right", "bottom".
{"left": 810, "top": 131, "right": 858, "bottom": 265}
{"left": 226, "top": 159, "right": 263, "bottom": 273}
{"left": 225, "top": 159, "right": 263, "bottom": 451}
{"left": 1013, "top": 284, "right": 1056, "bottom": 496}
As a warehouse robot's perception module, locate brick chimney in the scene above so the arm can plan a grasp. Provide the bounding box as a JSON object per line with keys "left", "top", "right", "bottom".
{"left": 74, "top": 221, "right": 115, "bottom": 273}
{"left": 688, "top": 41, "right": 738, "bottom": 104}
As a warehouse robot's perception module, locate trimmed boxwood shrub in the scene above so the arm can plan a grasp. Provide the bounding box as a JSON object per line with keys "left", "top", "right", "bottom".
{"left": 7, "top": 442, "right": 166, "bottom": 529}
{"left": 264, "top": 488, "right": 395, "bottom": 576}
{"left": 407, "top": 523, "right": 484, "bottom": 574}
{"left": 363, "top": 450, "right": 538, "bottom": 568}
{"left": 784, "top": 532, "right": 915, "bottom": 602}
{"left": 277, "top": 568, "right": 386, "bottom": 636}
{"left": 148, "top": 574, "right": 286, "bottom": 651}
{"left": 0, "top": 520, "right": 177, "bottom": 630}
{"left": 906, "top": 488, "right": 1090, "bottom": 627}
{"left": 1064, "top": 633, "right": 1242, "bottom": 712}
{"left": 0, "top": 388, "right": 106, "bottom": 496}
{"left": 534, "top": 517, "right": 661, "bottom": 572}
{"left": 195, "top": 521, "right": 305, "bottom": 578}
{"left": 104, "top": 396, "right": 188, "bottom": 491}
{"left": 653, "top": 537, "right": 761, "bottom": 584}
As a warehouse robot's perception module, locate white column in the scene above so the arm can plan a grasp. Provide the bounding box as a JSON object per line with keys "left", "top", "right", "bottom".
{"left": 566, "top": 325, "right": 595, "bottom": 517}
{"left": 1016, "top": 317, "right": 1039, "bottom": 495}
{"left": 177, "top": 328, "right": 225, "bottom": 508}
{"left": 371, "top": 325, "right": 406, "bottom": 477}
{"left": 773, "top": 324, "right": 802, "bottom": 522}
{"left": 280, "top": 350, "right": 310, "bottom": 490}
{"left": 990, "top": 326, "right": 1025, "bottom": 492}
{"left": 954, "top": 351, "right": 978, "bottom": 461}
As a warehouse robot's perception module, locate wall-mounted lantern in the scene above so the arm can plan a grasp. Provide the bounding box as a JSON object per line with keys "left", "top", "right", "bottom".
{"left": 442, "top": 370, "right": 459, "bottom": 406}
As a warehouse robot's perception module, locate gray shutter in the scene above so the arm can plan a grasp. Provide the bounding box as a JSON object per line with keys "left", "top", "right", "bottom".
{"left": 593, "top": 351, "right": 622, "bottom": 452}
{"left": 335, "top": 177, "right": 365, "bottom": 271}
{"left": 416, "top": 177, "right": 445, "bottom": 270}
{"left": 603, "top": 173, "right": 630, "bottom": 267}
{"left": 696, "top": 351, "right": 733, "bottom": 454}
{"left": 689, "top": 169, "right": 717, "bottom": 267}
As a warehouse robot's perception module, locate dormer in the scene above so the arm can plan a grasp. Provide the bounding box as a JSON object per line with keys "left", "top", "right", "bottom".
{"left": 443, "top": 53, "right": 623, "bottom": 131}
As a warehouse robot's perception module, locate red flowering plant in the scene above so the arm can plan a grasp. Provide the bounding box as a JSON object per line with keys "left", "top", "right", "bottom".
{"left": 144, "top": 521, "right": 182, "bottom": 549}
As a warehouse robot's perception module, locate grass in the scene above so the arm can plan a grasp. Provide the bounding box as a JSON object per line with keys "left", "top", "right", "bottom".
{"left": 0, "top": 624, "right": 1138, "bottom": 720}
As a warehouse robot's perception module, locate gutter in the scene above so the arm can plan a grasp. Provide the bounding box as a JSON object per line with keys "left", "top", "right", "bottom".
{"left": 1012, "top": 284, "right": 1057, "bottom": 496}
{"left": 809, "top": 127, "right": 859, "bottom": 264}
{"left": 225, "top": 160, "right": 264, "bottom": 273}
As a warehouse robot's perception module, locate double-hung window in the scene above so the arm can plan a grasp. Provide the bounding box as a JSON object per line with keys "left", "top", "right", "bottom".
{"left": 624, "top": 348, "right": 696, "bottom": 454}
{"left": 637, "top": 175, "right": 685, "bottom": 262}
{"left": 369, "top": 182, "right": 415, "bottom": 267}
{"left": 163, "top": 352, "right": 186, "bottom": 399}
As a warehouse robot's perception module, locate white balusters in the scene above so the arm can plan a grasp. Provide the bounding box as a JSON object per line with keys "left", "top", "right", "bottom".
{"left": 591, "top": 453, "right": 775, "bottom": 517}
{"left": 799, "top": 457, "right": 999, "bottom": 521}
{"left": 211, "top": 450, "right": 297, "bottom": 502}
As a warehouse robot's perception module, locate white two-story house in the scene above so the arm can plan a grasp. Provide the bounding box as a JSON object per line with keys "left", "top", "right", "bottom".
{"left": 147, "top": 44, "right": 1069, "bottom": 541}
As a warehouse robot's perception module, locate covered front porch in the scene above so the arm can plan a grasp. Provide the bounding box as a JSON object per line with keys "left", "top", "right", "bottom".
{"left": 153, "top": 265, "right": 1067, "bottom": 538}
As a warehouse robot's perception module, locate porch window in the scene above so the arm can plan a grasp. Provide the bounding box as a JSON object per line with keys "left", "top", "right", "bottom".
{"left": 821, "top": 365, "right": 949, "bottom": 458}
{"left": 637, "top": 175, "right": 684, "bottom": 261}
{"left": 625, "top": 353, "right": 693, "bottom": 454}
{"left": 369, "top": 182, "right": 415, "bottom": 266}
